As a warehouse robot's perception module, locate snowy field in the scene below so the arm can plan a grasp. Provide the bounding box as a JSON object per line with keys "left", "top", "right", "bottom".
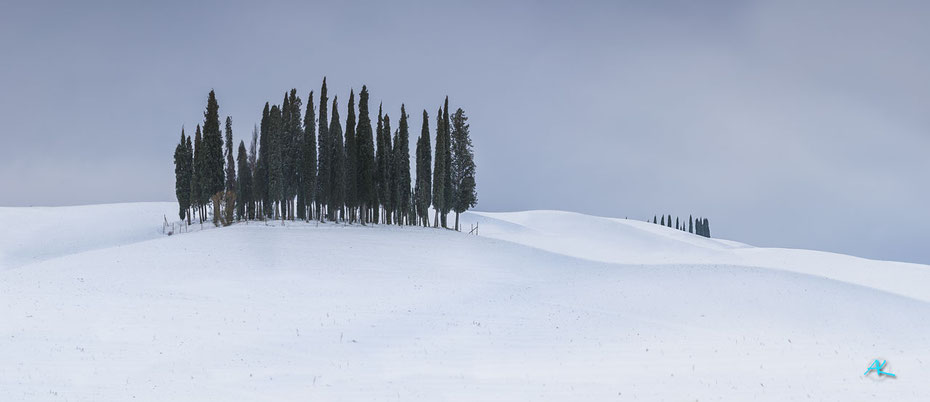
{"left": 1, "top": 203, "right": 928, "bottom": 401}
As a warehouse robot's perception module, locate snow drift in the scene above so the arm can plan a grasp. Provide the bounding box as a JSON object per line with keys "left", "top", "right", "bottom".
{"left": 1, "top": 202, "right": 927, "bottom": 401}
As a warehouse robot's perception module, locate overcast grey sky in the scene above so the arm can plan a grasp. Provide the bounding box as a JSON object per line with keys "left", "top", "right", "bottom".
{"left": 1, "top": 0, "right": 928, "bottom": 263}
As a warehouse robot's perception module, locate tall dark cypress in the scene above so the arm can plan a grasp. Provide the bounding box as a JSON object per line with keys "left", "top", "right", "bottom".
{"left": 375, "top": 106, "right": 390, "bottom": 224}
{"left": 344, "top": 90, "right": 358, "bottom": 223}
{"left": 224, "top": 117, "right": 236, "bottom": 193}
{"left": 247, "top": 125, "right": 258, "bottom": 219}
{"left": 317, "top": 79, "right": 330, "bottom": 221}
{"left": 414, "top": 131, "right": 423, "bottom": 225}
{"left": 191, "top": 125, "right": 205, "bottom": 222}
{"left": 450, "top": 108, "right": 477, "bottom": 231}
{"left": 431, "top": 106, "right": 444, "bottom": 228}
{"left": 440, "top": 97, "right": 453, "bottom": 228}
{"left": 299, "top": 91, "right": 316, "bottom": 220}
{"left": 390, "top": 127, "right": 400, "bottom": 223}
{"left": 392, "top": 105, "right": 411, "bottom": 225}
{"left": 185, "top": 134, "right": 193, "bottom": 222}
{"left": 256, "top": 103, "right": 271, "bottom": 218}
{"left": 295, "top": 97, "right": 306, "bottom": 219}
{"left": 689, "top": 215, "right": 694, "bottom": 233}
{"left": 329, "top": 97, "right": 345, "bottom": 221}
{"left": 374, "top": 106, "right": 384, "bottom": 224}
{"left": 280, "top": 93, "right": 290, "bottom": 219}
{"left": 236, "top": 140, "right": 252, "bottom": 221}
{"left": 291, "top": 90, "right": 303, "bottom": 217}
{"left": 380, "top": 114, "right": 393, "bottom": 224}
{"left": 202, "top": 90, "right": 225, "bottom": 201}
{"left": 355, "top": 86, "right": 376, "bottom": 225}
{"left": 268, "top": 104, "right": 284, "bottom": 219}
{"left": 283, "top": 89, "right": 302, "bottom": 220}
{"left": 174, "top": 128, "right": 192, "bottom": 221}
{"left": 415, "top": 110, "right": 432, "bottom": 227}
{"left": 249, "top": 125, "right": 258, "bottom": 176}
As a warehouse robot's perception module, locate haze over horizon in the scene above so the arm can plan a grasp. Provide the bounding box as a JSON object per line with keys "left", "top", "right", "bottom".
{"left": 1, "top": 0, "right": 928, "bottom": 264}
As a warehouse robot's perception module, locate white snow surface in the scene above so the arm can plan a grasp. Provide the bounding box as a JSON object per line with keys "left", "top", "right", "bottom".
{"left": 1, "top": 202, "right": 928, "bottom": 401}
{"left": 462, "top": 210, "right": 930, "bottom": 303}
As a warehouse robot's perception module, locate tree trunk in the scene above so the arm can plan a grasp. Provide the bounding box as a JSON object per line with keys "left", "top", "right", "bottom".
{"left": 455, "top": 212, "right": 460, "bottom": 231}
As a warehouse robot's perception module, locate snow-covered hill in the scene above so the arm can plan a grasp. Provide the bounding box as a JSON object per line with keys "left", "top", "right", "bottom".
{"left": 462, "top": 210, "right": 930, "bottom": 303}
{"left": 1, "top": 202, "right": 927, "bottom": 401}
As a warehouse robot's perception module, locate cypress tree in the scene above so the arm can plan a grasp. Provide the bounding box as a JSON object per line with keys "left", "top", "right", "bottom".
{"left": 329, "top": 97, "right": 345, "bottom": 222}
{"left": 374, "top": 105, "right": 385, "bottom": 224}
{"left": 191, "top": 125, "right": 204, "bottom": 223}
{"left": 296, "top": 102, "right": 307, "bottom": 222}
{"left": 440, "top": 97, "right": 453, "bottom": 228}
{"left": 450, "top": 108, "right": 477, "bottom": 231}
{"left": 667, "top": 214, "right": 672, "bottom": 228}
{"left": 281, "top": 103, "right": 288, "bottom": 220}
{"left": 236, "top": 140, "right": 252, "bottom": 221}
{"left": 414, "top": 133, "right": 423, "bottom": 225}
{"left": 703, "top": 218, "right": 711, "bottom": 238}
{"left": 660, "top": 215, "right": 665, "bottom": 226}
{"left": 393, "top": 105, "right": 411, "bottom": 225}
{"left": 414, "top": 110, "right": 432, "bottom": 227}
{"left": 256, "top": 103, "right": 271, "bottom": 218}
{"left": 391, "top": 127, "right": 399, "bottom": 223}
{"left": 355, "top": 86, "right": 376, "bottom": 225}
{"left": 174, "top": 128, "right": 192, "bottom": 221}
{"left": 281, "top": 94, "right": 290, "bottom": 216}
{"left": 247, "top": 125, "right": 258, "bottom": 219}
{"left": 344, "top": 90, "right": 358, "bottom": 223}
{"left": 379, "top": 114, "right": 393, "bottom": 224}
{"left": 317, "top": 79, "right": 330, "bottom": 221}
{"left": 185, "top": 134, "right": 193, "bottom": 223}
{"left": 268, "top": 104, "right": 284, "bottom": 220}
{"left": 407, "top": 171, "right": 415, "bottom": 226}
{"left": 299, "top": 91, "right": 316, "bottom": 221}
{"left": 202, "top": 90, "right": 225, "bottom": 204}
{"left": 283, "top": 89, "right": 302, "bottom": 220}
{"left": 248, "top": 125, "right": 258, "bottom": 176}
{"left": 224, "top": 116, "right": 236, "bottom": 193}
{"left": 653, "top": 215, "right": 657, "bottom": 224}
{"left": 432, "top": 106, "right": 444, "bottom": 228}
{"left": 675, "top": 217, "right": 679, "bottom": 230}
{"left": 689, "top": 215, "right": 693, "bottom": 233}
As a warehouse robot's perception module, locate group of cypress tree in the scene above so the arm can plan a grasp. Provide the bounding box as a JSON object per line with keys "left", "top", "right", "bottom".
{"left": 651, "top": 214, "right": 712, "bottom": 238}
{"left": 174, "top": 91, "right": 225, "bottom": 225}
{"left": 173, "top": 80, "right": 477, "bottom": 230}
